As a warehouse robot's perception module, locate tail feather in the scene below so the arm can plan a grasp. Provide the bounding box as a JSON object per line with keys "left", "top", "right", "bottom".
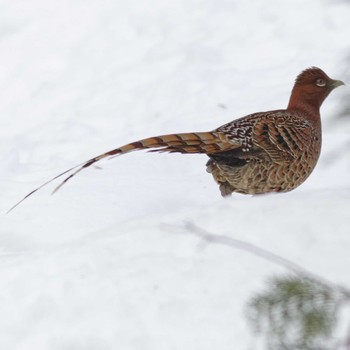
{"left": 8, "top": 131, "right": 236, "bottom": 212}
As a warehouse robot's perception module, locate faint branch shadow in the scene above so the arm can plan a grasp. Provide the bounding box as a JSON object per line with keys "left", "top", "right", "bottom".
{"left": 163, "top": 221, "right": 350, "bottom": 296}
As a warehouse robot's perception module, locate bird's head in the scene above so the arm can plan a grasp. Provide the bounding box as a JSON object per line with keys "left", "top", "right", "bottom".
{"left": 287, "top": 67, "right": 344, "bottom": 116}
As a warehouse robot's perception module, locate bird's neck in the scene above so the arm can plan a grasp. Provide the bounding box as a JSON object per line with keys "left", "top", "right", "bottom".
{"left": 287, "top": 89, "right": 321, "bottom": 122}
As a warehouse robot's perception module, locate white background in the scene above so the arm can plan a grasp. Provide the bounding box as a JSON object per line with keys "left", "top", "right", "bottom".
{"left": 1, "top": 0, "right": 350, "bottom": 349}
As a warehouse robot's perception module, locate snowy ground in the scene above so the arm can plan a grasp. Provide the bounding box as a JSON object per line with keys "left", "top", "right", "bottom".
{"left": 1, "top": 0, "right": 350, "bottom": 349}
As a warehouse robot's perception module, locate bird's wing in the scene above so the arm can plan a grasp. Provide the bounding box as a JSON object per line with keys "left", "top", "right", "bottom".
{"left": 252, "top": 113, "right": 313, "bottom": 163}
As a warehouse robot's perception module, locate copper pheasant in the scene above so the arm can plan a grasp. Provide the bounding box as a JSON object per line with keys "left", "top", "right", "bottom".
{"left": 10, "top": 67, "right": 344, "bottom": 211}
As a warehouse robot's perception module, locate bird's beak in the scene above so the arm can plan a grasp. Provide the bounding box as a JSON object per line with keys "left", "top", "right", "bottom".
{"left": 330, "top": 79, "right": 345, "bottom": 89}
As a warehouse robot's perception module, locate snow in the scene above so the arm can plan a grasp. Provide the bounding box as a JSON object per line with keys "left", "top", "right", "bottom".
{"left": 1, "top": 0, "right": 350, "bottom": 349}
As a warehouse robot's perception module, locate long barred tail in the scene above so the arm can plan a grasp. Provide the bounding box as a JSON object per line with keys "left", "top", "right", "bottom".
{"left": 8, "top": 131, "right": 232, "bottom": 212}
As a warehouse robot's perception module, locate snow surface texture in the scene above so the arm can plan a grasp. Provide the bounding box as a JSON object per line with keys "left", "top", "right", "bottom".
{"left": 1, "top": 0, "right": 350, "bottom": 349}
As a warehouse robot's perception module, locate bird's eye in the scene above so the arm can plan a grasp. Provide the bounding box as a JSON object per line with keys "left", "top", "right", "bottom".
{"left": 315, "top": 78, "right": 326, "bottom": 87}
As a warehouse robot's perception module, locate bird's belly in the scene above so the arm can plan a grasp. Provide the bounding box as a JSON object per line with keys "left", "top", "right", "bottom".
{"left": 238, "top": 159, "right": 316, "bottom": 194}
{"left": 207, "top": 151, "right": 320, "bottom": 196}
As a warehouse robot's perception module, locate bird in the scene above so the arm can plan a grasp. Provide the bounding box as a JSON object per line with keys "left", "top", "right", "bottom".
{"left": 9, "top": 67, "right": 344, "bottom": 211}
